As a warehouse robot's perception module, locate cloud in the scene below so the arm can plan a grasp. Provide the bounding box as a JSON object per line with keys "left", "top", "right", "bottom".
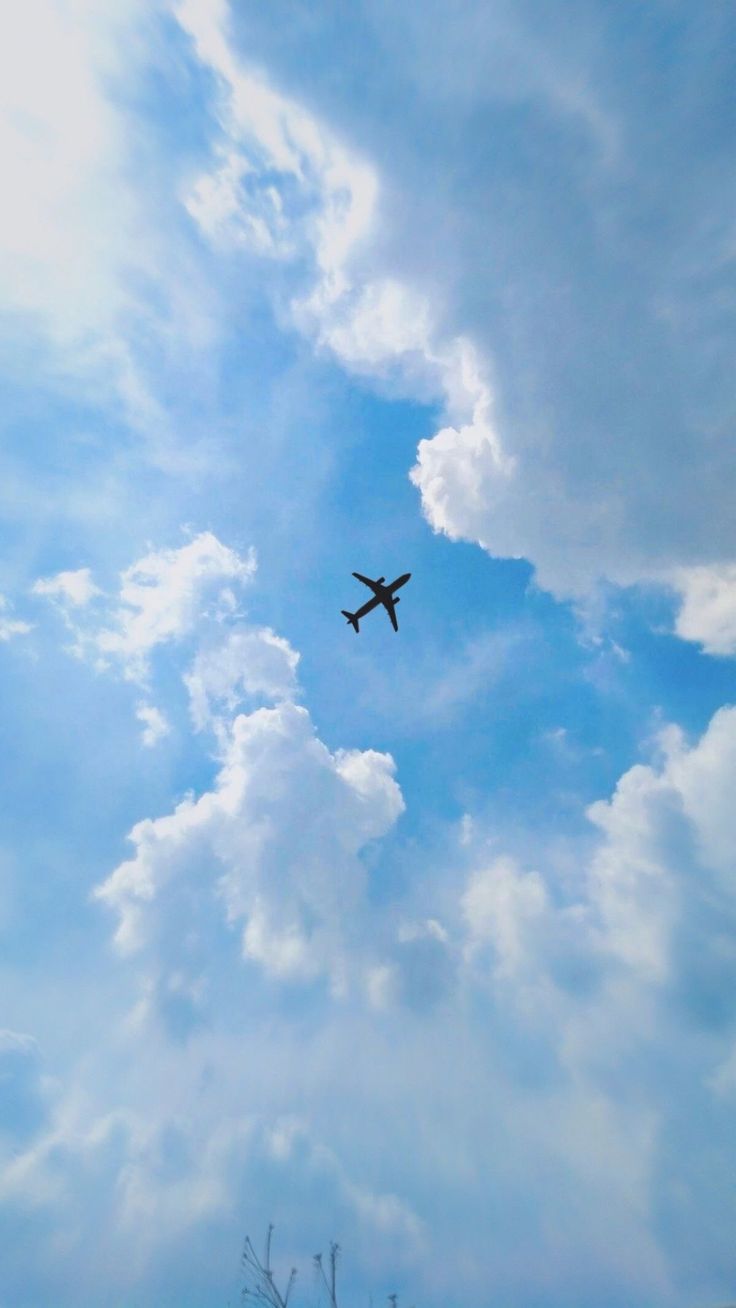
{"left": 4, "top": 6, "right": 736, "bottom": 1296}
{"left": 31, "top": 568, "right": 100, "bottom": 608}
{"left": 177, "top": 0, "right": 377, "bottom": 288}
{"left": 176, "top": 0, "right": 514, "bottom": 540}
{"left": 463, "top": 855, "right": 556, "bottom": 978}
{"left": 0, "top": 0, "right": 224, "bottom": 475}
{"left": 31, "top": 533, "right": 260, "bottom": 692}
{"left": 179, "top": 0, "right": 736, "bottom": 626}
{"left": 671, "top": 564, "right": 736, "bottom": 656}
{"left": 0, "top": 0, "right": 141, "bottom": 345}
{"left": 8, "top": 561, "right": 736, "bottom": 1305}
{"left": 135, "top": 703, "right": 171, "bottom": 748}
{"left": 0, "top": 595, "right": 32, "bottom": 642}
{"left": 93, "top": 531, "right": 255, "bottom": 680}
{"left": 583, "top": 709, "right": 736, "bottom": 1013}
{"left": 426, "top": 704, "right": 736, "bottom": 1297}
{"left": 368, "top": 917, "right": 455, "bottom": 1014}
{"left": 460, "top": 707, "right": 736, "bottom": 1017}
{"left": 32, "top": 535, "right": 293, "bottom": 750}
{"left": 0, "top": 1082, "right": 422, "bottom": 1308}
{"left": 257, "top": 1116, "right": 423, "bottom": 1247}
{"left": 94, "top": 700, "right": 404, "bottom": 997}
{"left": 184, "top": 624, "right": 300, "bottom": 730}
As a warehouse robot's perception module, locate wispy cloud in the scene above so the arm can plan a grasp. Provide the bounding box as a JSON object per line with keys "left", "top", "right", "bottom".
{"left": 0, "top": 594, "right": 32, "bottom": 642}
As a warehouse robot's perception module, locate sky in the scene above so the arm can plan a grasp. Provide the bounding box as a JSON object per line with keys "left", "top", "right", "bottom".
{"left": 1, "top": 2, "right": 735, "bottom": 1305}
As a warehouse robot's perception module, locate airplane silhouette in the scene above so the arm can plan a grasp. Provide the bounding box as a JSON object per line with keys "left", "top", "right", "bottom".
{"left": 342, "top": 571, "right": 411, "bottom": 633}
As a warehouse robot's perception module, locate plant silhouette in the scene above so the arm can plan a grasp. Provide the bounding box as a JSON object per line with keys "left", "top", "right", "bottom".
{"left": 238, "top": 1226, "right": 412, "bottom": 1308}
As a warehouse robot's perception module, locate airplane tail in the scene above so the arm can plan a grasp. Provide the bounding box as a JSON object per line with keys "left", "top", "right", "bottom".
{"left": 342, "top": 610, "right": 360, "bottom": 633}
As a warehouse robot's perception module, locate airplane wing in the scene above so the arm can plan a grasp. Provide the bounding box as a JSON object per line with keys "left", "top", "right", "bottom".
{"left": 352, "top": 572, "right": 380, "bottom": 593}
{"left": 383, "top": 597, "right": 399, "bottom": 632}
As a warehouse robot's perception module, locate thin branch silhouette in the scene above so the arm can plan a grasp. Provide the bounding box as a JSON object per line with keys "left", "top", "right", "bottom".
{"left": 240, "top": 1224, "right": 297, "bottom": 1308}
{"left": 240, "top": 1226, "right": 414, "bottom": 1308}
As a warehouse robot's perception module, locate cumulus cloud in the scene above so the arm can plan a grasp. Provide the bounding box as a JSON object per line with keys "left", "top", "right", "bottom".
{"left": 176, "top": 0, "right": 514, "bottom": 545}
{"left": 33, "top": 535, "right": 294, "bottom": 742}
{"left": 179, "top": 0, "right": 736, "bottom": 629}
{"left": 463, "top": 855, "right": 556, "bottom": 978}
{"left": 671, "top": 564, "right": 736, "bottom": 656}
{"left": 22, "top": 496, "right": 736, "bottom": 1302}
{"left": 94, "top": 532, "right": 255, "bottom": 678}
{"left": 94, "top": 701, "right": 404, "bottom": 997}
{"left": 9, "top": 582, "right": 736, "bottom": 1304}
{"left": 431, "top": 704, "right": 736, "bottom": 1298}
{"left": 89, "top": 677, "right": 736, "bottom": 1295}
{"left": 31, "top": 533, "right": 266, "bottom": 721}
{"left": 30, "top": 534, "right": 297, "bottom": 761}
{"left": 460, "top": 708, "right": 736, "bottom": 1017}
{"left": 184, "top": 624, "right": 299, "bottom": 730}
{"left": 5, "top": 7, "right": 736, "bottom": 1296}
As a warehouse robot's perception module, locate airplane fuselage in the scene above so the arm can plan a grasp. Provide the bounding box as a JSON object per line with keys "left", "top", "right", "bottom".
{"left": 372, "top": 573, "right": 410, "bottom": 602}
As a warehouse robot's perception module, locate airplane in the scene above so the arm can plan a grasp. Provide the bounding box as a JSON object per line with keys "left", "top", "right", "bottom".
{"left": 341, "top": 571, "right": 411, "bottom": 633}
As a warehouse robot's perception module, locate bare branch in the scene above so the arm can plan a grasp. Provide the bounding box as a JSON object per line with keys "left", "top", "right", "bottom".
{"left": 240, "top": 1226, "right": 411, "bottom": 1308}
{"left": 240, "top": 1228, "right": 297, "bottom": 1308}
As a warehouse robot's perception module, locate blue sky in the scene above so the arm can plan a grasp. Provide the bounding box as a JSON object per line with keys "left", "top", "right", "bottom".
{"left": 1, "top": 3, "right": 736, "bottom": 1306}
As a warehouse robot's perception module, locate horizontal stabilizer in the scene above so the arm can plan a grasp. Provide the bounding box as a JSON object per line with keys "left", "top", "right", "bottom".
{"left": 342, "top": 609, "right": 360, "bottom": 632}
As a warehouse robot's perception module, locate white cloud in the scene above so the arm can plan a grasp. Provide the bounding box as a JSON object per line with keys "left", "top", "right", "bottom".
{"left": 32, "top": 568, "right": 100, "bottom": 608}
{"left": 0, "top": 0, "right": 140, "bottom": 344}
{"left": 94, "top": 700, "right": 404, "bottom": 991}
{"left": 32, "top": 534, "right": 270, "bottom": 743}
{"left": 135, "top": 703, "right": 171, "bottom": 748}
{"left": 95, "top": 532, "right": 256, "bottom": 680}
{"left": 29, "top": 535, "right": 276, "bottom": 761}
{"left": 463, "top": 855, "right": 555, "bottom": 979}
{"left": 176, "top": 0, "right": 514, "bottom": 547}
{"left": 0, "top": 594, "right": 32, "bottom": 642}
{"left": 671, "top": 564, "right": 736, "bottom": 656}
{"left": 460, "top": 706, "right": 736, "bottom": 1024}
{"left": 0, "top": 0, "right": 222, "bottom": 473}
{"left": 184, "top": 624, "right": 300, "bottom": 730}
{"left": 178, "top": 0, "right": 736, "bottom": 627}
{"left": 178, "top": 0, "right": 377, "bottom": 285}
{"left": 456, "top": 707, "right": 736, "bottom": 1018}
{"left": 9, "top": 584, "right": 736, "bottom": 1303}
